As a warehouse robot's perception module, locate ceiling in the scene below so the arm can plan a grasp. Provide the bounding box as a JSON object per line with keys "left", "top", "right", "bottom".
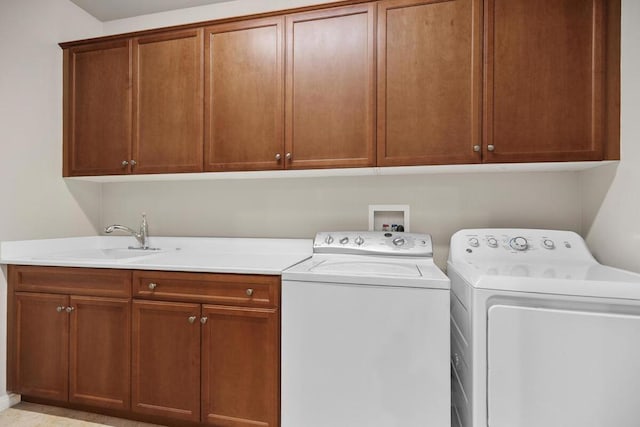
{"left": 69, "top": 0, "right": 235, "bottom": 21}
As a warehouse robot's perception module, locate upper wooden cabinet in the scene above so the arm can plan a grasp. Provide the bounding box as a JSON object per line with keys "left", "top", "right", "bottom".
{"left": 63, "top": 40, "right": 132, "bottom": 176}
{"left": 484, "top": 0, "right": 617, "bottom": 162}
{"left": 205, "top": 18, "right": 285, "bottom": 172}
{"left": 61, "top": 0, "right": 620, "bottom": 176}
{"left": 285, "top": 3, "right": 376, "bottom": 169}
{"left": 377, "top": 0, "right": 482, "bottom": 166}
{"left": 133, "top": 29, "right": 204, "bottom": 173}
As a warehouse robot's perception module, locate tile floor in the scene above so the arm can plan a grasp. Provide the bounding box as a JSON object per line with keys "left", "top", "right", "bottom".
{"left": 0, "top": 402, "right": 164, "bottom": 426}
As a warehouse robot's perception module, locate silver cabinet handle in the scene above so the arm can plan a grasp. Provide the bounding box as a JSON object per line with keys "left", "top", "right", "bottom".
{"left": 200, "top": 316, "right": 208, "bottom": 324}
{"left": 487, "top": 145, "right": 495, "bottom": 152}
{"left": 275, "top": 153, "right": 281, "bottom": 161}
{"left": 246, "top": 288, "right": 254, "bottom": 297}
{"left": 285, "top": 152, "right": 292, "bottom": 160}
{"left": 121, "top": 160, "right": 129, "bottom": 167}
{"left": 148, "top": 283, "right": 157, "bottom": 290}
{"left": 188, "top": 316, "right": 197, "bottom": 324}
{"left": 130, "top": 160, "right": 137, "bottom": 166}
{"left": 56, "top": 306, "right": 65, "bottom": 313}
{"left": 473, "top": 145, "right": 481, "bottom": 152}
{"left": 66, "top": 306, "right": 75, "bottom": 313}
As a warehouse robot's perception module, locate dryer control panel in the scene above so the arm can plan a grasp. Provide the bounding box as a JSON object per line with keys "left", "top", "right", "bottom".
{"left": 448, "top": 229, "right": 595, "bottom": 263}
{"left": 314, "top": 231, "right": 433, "bottom": 257}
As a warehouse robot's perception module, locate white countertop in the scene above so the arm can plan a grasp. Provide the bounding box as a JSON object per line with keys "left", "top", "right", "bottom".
{"left": 0, "top": 236, "right": 313, "bottom": 275}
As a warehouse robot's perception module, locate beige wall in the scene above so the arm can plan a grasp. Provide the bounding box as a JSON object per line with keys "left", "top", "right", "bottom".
{"left": 581, "top": 0, "right": 640, "bottom": 273}
{"left": 0, "top": 0, "right": 103, "bottom": 407}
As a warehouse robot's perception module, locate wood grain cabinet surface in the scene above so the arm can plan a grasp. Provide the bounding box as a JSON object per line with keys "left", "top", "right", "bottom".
{"left": 378, "top": 0, "right": 482, "bottom": 166}
{"left": 285, "top": 3, "right": 376, "bottom": 169}
{"left": 133, "top": 29, "right": 204, "bottom": 174}
{"left": 483, "top": 0, "right": 618, "bottom": 162}
{"left": 7, "top": 265, "right": 282, "bottom": 426}
{"left": 8, "top": 266, "right": 132, "bottom": 411}
{"left": 205, "top": 17, "right": 285, "bottom": 172}
{"left": 60, "top": 0, "right": 620, "bottom": 176}
{"left": 63, "top": 40, "right": 132, "bottom": 176}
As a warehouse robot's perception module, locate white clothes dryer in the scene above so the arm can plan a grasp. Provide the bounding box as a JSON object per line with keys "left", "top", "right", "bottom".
{"left": 448, "top": 229, "right": 640, "bottom": 427}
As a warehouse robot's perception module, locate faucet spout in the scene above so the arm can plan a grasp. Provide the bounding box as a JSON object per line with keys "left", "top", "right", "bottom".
{"left": 104, "top": 213, "right": 150, "bottom": 249}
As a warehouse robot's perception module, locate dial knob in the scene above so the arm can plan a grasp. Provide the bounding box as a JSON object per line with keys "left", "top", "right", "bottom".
{"left": 542, "top": 239, "right": 555, "bottom": 249}
{"left": 339, "top": 237, "right": 349, "bottom": 245}
{"left": 468, "top": 238, "right": 480, "bottom": 248}
{"left": 487, "top": 237, "right": 498, "bottom": 248}
{"left": 355, "top": 236, "right": 364, "bottom": 246}
{"left": 509, "top": 236, "right": 528, "bottom": 251}
{"left": 392, "top": 237, "right": 406, "bottom": 246}
{"left": 325, "top": 235, "right": 334, "bottom": 245}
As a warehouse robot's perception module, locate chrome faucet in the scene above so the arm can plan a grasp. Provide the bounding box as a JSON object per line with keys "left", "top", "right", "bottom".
{"left": 104, "top": 213, "right": 149, "bottom": 249}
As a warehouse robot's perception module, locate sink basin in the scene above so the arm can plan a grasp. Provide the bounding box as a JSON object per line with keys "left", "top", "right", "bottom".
{"left": 33, "top": 248, "right": 167, "bottom": 262}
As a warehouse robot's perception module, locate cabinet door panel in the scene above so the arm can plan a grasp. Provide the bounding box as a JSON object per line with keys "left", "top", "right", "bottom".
{"left": 65, "top": 40, "right": 131, "bottom": 176}
{"left": 378, "top": 0, "right": 481, "bottom": 166}
{"left": 202, "top": 305, "right": 279, "bottom": 427}
{"left": 205, "top": 18, "right": 285, "bottom": 171}
{"left": 133, "top": 29, "right": 204, "bottom": 173}
{"left": 286, "top": 4, "right": 376, "bottom": 169}
{"left": 69, "top": 296, "right": 130, "bottom": 410}
{"left": 15, "top": 292, "right": 69, "bottom": 401}
{"left": 132, "top": 300, "right": 201, "bottom": 422}
{"left": 485, "top": 0, "right": 605, "bottom": 162}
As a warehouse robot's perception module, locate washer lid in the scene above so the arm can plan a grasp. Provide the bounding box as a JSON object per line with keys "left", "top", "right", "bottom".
{"left": 283, "top": 254, "right": 449, "bottom": 289}
{"left": 448, "top": 260, "right": 640, "bottom": 300}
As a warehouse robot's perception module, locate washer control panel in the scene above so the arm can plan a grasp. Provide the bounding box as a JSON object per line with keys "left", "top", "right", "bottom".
{"left": 451, "top": 228, "right": 594, "bottom": 263}
{"left": 314, "top": 231, "right": 432, "bottom": 257}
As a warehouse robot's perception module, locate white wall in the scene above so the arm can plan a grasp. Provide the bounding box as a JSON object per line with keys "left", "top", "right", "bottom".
{"left": 581, "top": 0, "right": 640, "bottom": 273}
{"left": 0, "top": 0, "right": 103, "bottom": 409}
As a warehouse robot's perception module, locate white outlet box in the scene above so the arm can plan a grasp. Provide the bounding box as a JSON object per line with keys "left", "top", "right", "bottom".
{"left": 368, "top": 205, "right": 410, "bottom": 232}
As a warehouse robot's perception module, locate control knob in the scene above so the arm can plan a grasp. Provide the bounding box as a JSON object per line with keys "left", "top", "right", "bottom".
{"left": 324, "top": 235, "right": 334, "bottom": 245}
{"left": 542, "top": 239, "right": 555, "bottom": 250}
{"left": 339, "top": 237, "right": 349, "bottom": 245}
{"left": 487, "top": 237, "right": 498, "bottom": 248}
{"left": 355, "top": 236, "right": 364, "bottom": 246}
{"left": 392, "top": 237, "right": 406, "bottom": 247}
{"left": 468, "top": 238, "right": 480, "bottom": 248}
{"left": 509, "top": 236, "right": 528, "bottom": 251}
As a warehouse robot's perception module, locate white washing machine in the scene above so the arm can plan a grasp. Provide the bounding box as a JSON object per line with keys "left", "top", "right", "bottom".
{"left": 448, "top": 228, "right": 640, "bottom": 427}
{"left": 282, "top": 231, "right": 450, "bottom": 427}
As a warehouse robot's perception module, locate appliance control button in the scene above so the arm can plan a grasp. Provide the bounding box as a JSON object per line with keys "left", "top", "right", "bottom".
{"left": 324, "top": 235, "right": 334, "bottom": 245}
{"left": 355, "top": 236, "right": 364, "bottom": 246}
{"left": 339, "top": 237, "right": 349, "bottom": 245}
{"left": 542, "top": 239, "right": 555, "bottom": 249}
{"left": 509, "top": 236, "right": 528, "bottom": 251}
{"left": 468, "top": 238, "right": 480, "bottom": 247}
{"left": 565, "top": 242, "right": 572, "bottom": 248}
{"left": 392, "top": 237, "right": 406, "bottom": 247}
{"left": 384, "top": 232, "right": 392, "bottom": 237}
{"left": 487, "top": 237, "right": 498, "bottom": 248}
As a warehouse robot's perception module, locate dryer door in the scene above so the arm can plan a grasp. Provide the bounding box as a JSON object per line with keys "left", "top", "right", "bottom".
{"left": 488, "top": 304, "right": 640, "bottom": 427}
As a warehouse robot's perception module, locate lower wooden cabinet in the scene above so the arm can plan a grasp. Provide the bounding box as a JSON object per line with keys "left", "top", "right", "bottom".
{"left": 132, "top": 300, "right": 202, "bottom": 422}
{"left": 8, "top": 265, "right": 281, "bottom": 426}
{"left": 13, "top": 292, "right": 130, "bottom": 410}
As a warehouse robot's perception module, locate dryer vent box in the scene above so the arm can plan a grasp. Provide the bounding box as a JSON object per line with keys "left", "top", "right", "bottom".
{"left": 368, "top": 205, "right": 410, "bottom": 232}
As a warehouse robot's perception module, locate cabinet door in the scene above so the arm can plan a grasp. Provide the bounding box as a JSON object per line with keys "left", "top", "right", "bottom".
{"left": 64, "top": 40, "right": 132, "bottom": 176}
{"left": 132, "top": 300, "right": 201, "bottom": 422}
{"left": 69, "top": 296, "right": 130, "bottom": 410}
{"left": 14, "top": 292, "right": 69, "bottom": 401}
{"left": 484, "top": 0, "right": 607, "bottom": 162}
{"left": 133, "top": 29, "right": 204, "bottom": 174}
{"left": 285, "top": 4, "right": 376, "bottom": 169}
{"left": 201, "top": 305, "right": 279, "bottom": 427}
{"left": 205, "top": 17, "right": 285, "bottom": 171}
{"left": 377, "top": 0, "right": 482, "bottom": 166}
